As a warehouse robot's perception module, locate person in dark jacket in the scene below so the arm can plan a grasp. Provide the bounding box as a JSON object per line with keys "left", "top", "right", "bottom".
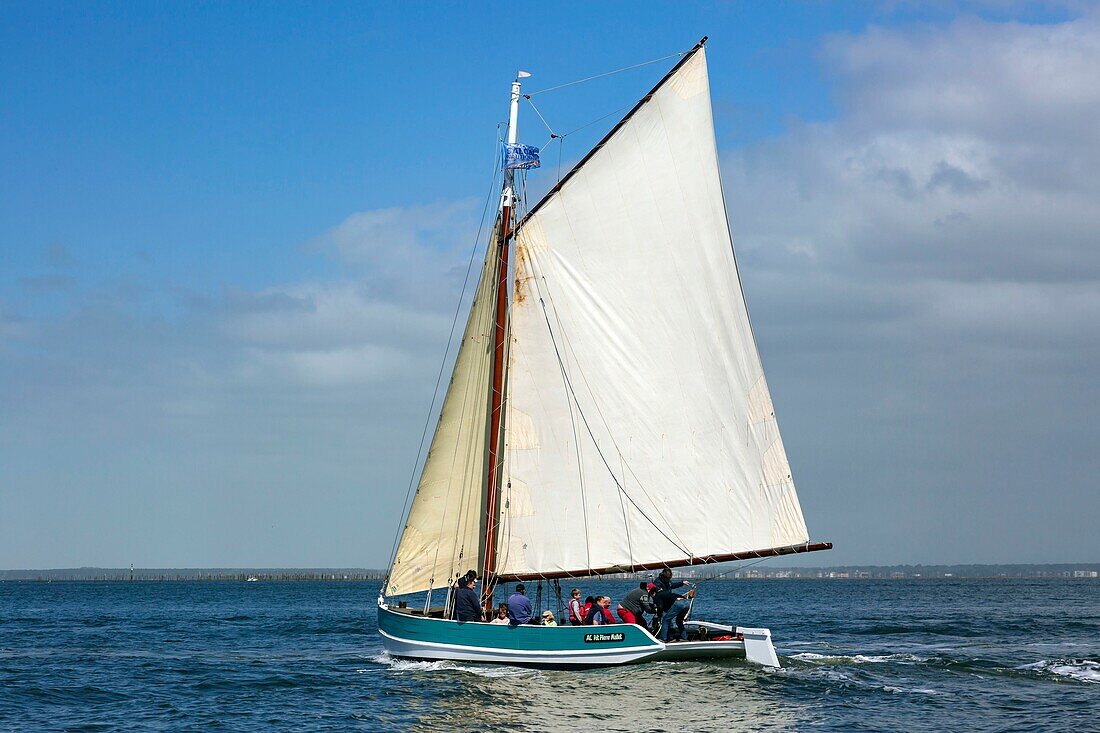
{"left": 654, "top": 586, "right": 695, "bottom": 641}
{"left": 583, "top": 596, "right": 614, "bottom": 625}
{"left": 452, "top": 576, "right": 483, "bottom": 622}
{"left": 581, "top": 596, "right": 595, "bottom": 624}
{"left": 653, "top": 568, "right": 692, "bottom": 593}
{"left": 451, "top": 569, "right": 478, "bottom": 593}
{"left": 652, "top": 570, "right": 692, "bottom": 634}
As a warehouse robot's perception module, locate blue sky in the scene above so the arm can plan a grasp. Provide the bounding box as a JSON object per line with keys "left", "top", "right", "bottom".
{"left": 3, "top": 2, "right": 1098, "bottom": 568}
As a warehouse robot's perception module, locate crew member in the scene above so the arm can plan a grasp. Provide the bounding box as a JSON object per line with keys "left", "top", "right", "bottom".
{"left": 452, "top": 575, "right": 483, "bottom": 623}
{"left": 507, "top": 583, "right": 533, "bottom": 625}
{"left": 617, "top": 581, "right": 655, "bottom": 626}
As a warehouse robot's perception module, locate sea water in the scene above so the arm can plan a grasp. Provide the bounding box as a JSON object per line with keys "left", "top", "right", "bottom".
{"left": 1, "top": 579, "right": 1096, "bottom": 731}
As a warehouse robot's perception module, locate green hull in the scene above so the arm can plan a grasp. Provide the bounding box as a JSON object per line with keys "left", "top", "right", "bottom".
{"left": 376, "top": 601, "right": 768, "bottom": 668}
{"left": 378, "top": 602, "right": 663, "bottom": 667}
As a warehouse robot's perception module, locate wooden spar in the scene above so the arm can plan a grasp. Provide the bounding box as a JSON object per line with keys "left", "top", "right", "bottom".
{"left": 495, "top": 542, "right": 834, "bottom": 583}
{"left": 479, "top": 41, "right": 712, "bottom": 599}
{"left": 480, "top": 207, "right": 511, "bottom": 607}
{"left": 481, "top": 74, "right": 523, "bottom": 609}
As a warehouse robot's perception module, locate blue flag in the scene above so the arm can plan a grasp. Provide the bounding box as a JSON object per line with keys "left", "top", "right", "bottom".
{"left": 504, "top": 143, "right": 541, "bottom": 170}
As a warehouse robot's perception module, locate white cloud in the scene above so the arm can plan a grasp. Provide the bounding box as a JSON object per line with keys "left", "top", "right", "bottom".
{"left": 5, "top": 15, "right": 1098, "bottom": 567}
{"left": 0, "top": 199, "right": 489, "bottom": 567}
{"left": 724, "top": 14, "right": 1100, "bottom": 564}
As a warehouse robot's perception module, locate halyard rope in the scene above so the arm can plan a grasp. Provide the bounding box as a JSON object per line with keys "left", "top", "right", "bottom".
{"left": 384, "top": 135, "right": 503, "bottom": 586}
{"left": 526, "top": 50, "right": 688, "bottom": 97}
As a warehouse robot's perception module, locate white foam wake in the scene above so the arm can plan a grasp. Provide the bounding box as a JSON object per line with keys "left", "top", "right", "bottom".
{"left": 1019, "top": 659, "right": 1100, "bottom": 684}
{"left": 789, "top": 652, "right": 926, "bottom": 665}
{"left": 364, "top": 652, "right": 537, "bottom": 679}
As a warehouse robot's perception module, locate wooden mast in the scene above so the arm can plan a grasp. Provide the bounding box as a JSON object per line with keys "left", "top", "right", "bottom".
{"left": 481, "top": 74, "right": 523, "bottom": 609}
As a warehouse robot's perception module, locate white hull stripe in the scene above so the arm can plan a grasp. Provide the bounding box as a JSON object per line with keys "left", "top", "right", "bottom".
{"left": 379, "top": 629, "right": 663, "bottom": 663}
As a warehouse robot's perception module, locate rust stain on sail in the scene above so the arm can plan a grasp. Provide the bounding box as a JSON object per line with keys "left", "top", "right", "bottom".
{"left": 513, "top": 237, "right": 530, "bottom": 305}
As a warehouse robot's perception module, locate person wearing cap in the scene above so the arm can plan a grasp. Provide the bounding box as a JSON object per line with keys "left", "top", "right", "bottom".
{"left": 452, "top": 569, "right": 478, "bottom": 591}
{"left": 507, "top": 583, "right": 533, "bottom": 625}
{"left": 452, "top": 574, "right": 483, "bottom": 623}
{"left": 617, "top": 581, "right": 655, "bottom": 626}
{"left": 540, "top": 610, "right": 557, "bottom": 626}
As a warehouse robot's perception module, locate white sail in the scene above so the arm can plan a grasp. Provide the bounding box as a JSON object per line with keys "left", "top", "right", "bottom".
{"left": 387, "top": 238, "right": 499, "bottom": 596}
{"left": 496, "top": 48, "right": 809, "bottom": 579}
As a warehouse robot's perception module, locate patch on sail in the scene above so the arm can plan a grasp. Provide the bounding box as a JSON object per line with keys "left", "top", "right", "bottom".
{"left": 747, "top": 375, "right": 776, "bottom": 425}
{"left": 495, "top": 534, "right": 529, "bottom": 574}
{"left": 761, "top": 435, "right": 793, "bottom": 488}
{"left": 770, "top": 483, "right": 809, "bottom": 547}
{"left": 502, "top": 476, "right": 535, "bottom": 517}
{"left": 669, "top": 51, "right": 707, "bottom": 100}
{"left": 506, "top": 406, "right": 539, "bottom": 450}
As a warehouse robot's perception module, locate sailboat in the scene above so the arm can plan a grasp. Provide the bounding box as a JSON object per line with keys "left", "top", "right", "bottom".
{"left": 377, "top": 38, "right": 831, "bottom": 668}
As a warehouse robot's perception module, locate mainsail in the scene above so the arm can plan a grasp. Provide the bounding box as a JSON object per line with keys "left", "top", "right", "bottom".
{"left": 387, "top": 235, "right": 499, "bottom": 596}
{"left": 494, "top": 47, "right": 810, "bottom": 580}
{"left": 385, "top": 42, "right": 822, "bottom": 597}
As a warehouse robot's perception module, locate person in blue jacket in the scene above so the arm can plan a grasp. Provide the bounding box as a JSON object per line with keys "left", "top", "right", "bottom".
{"left": 507, "top": 583, "right": 533, "bottom": 625}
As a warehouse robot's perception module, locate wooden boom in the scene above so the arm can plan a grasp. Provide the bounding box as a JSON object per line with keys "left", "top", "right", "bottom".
{"left": 495, "top": 541, "right": 834, "bottom": 582}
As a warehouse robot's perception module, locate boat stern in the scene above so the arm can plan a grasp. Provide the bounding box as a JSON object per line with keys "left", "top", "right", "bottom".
{"left": 736, "top": 626, "right": 781, "bottom": 667}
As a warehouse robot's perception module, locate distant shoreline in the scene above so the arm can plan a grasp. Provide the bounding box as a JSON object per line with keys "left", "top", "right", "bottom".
{"left": 2, "top": 563, "right": 1097, "bottom": 582}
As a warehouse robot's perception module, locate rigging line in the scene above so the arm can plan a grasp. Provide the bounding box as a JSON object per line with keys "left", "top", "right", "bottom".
{"left": 558, "top": 102, "right": 635, "bottom": 139}
{"left": 537, "top": 272, "right": 693, "bottom": 554}
{"left": 536, "top": 261, "right": 691, "bottom": 557}
{"left": 557, "top": 137, "right": 564, "bottom": 184}
{"left": 536, "top": 135, "right": 556, "bottom": 156}
{"left": 696, "top": 555, "right": 773, "bottom": 582}
{"left": 618, "top": 452, "right": 635, "bottom": 570}
{"left": 523, "top": 96, "right": 558, "bottom": 138}
{"left": 514, "top": 237, "right": 591, "bottom": 571}
{"left": 546, "top": 285, "right": 593, "bottom": 571}
{"left": 384, "top": 138, "right": 502, "bottom": 580}
{"left": 528, "top": 97, "right": 632, "bottom": 156}
{"left": 526, "top": 50, "right": 688, "bottom": 97}
{"left": 436, "top": 249, "right": 501, "bottom": 588}
{"left": 435, "top": 307, "right": 491, "bottom": 588}
{"left": 530, "top": 276, "right": 693, "bottom": 559}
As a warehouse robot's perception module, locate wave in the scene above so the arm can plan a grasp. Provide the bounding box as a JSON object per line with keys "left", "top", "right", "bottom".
{"left": 775, "top": 663, "right": 944, "bottom": 696}
{"left": 1018, "top": 659, "right": 1100, "bottom": 684}
{"left": 365, "top": 652, "right": 537, "bottom": 679}
{"left": 849, "top": 624, "right": 981, "bottom": 637}
{"left": 788, "top": 652, "right": 927, "bottom": 665}
{"left": 881, "top": 684, "right": 941, "bottom": 695}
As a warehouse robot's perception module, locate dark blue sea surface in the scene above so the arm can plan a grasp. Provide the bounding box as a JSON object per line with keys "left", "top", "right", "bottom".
{"left": 0, "top": 579, "right": 1097, "bottom": 731}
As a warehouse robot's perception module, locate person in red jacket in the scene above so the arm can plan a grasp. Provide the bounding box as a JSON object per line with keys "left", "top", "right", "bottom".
{"left": 583, "top": 596, "right": 615, "bottom": 625}
{"left": 567, "top": 588, "right": 584, "bottom": 626}
{"left": 581, "top": 596, "right": 595, "bottom": 623}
